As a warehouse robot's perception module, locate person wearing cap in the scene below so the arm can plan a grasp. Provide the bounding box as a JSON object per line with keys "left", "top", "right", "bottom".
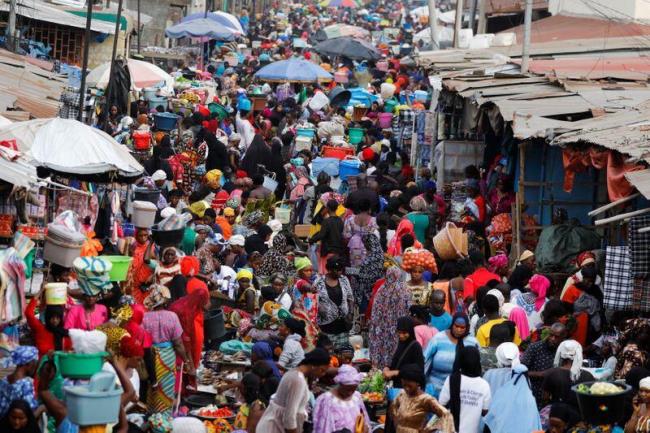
{"left": 519, "top": 249, "right": 536, "bottom": 272}
{"left": 0, "top": 346, "right": 39, "bottom": 418}
{"left": 312, "top": 364, "right": 370, "bottom": 433}
{"left": 256, "top": 348, "right": 331, "bottom": 433}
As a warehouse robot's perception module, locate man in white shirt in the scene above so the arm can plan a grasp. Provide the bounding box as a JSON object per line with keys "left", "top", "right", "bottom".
{"left": 211, "top": 261, "right": 237, "bottom": 299}
{"left": 235, "top": 109, "right": 255, "bottom": 153}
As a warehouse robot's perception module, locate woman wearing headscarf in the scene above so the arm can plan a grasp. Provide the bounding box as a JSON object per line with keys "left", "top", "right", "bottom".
{"left": 125, "top": 228, "right": 155, "bottom": 306}
{"left": 315, "top": 256, "right": 354, "bottom": 349}
{"left": 483, "top": 342, "right": 520, "bottom": 394}
{"left": 142, "top": 285, "right": 193, "bottom": 412}
{"left": 514, "top": 273, "right": 549, "bottom": 330}
{"left": 424, "top": 312, "right": 478, "bottom": 398}
{"left": 251, "top": 341, "right": 282, "bottom": 380}
{"left": 256, "top": 348, "right": 331, "bottom": 433}
{"left": 169, "top": 283, "right": 210, "bottom": 375}
{"left": 0, "top": 347, "right": 39, "bottom": 418}
{"left": 369, "top": 267, "right": 412, "bottom": 369}
{"left": 25, "top": 292, "right": 71, "bottom": 357}
{"left": 244, "top": 224, "right": 273, "bottom": 255}
{"left": 542, "top": 339, "right": 593, "bottom": 409}
{"left": 383, "top": 317, "right": 425, "bottom": 389}
{"left": 355, "top": 234, "right": 385, "bottom": 314}
{"left": 625, "top": 376, "right": 650, "bottom": 433}
{"left": 289, "top": 166, "right": 313, "bottom": 203}
{"left": 313, "top": 365, "right": 371, "bottom": 433}
{"left": 561, "top": 251, "right": 601, "bottom": 299}
{"left": 258, "top": 232, "right": 292, "bottom": 278}
{"left": 241, "top": 134, "right": 273, "bottom": 177}
{"left": 390, "top": 364, "right": 453, "bottom": 433}
{"left": 269, "top": 138, "right": 287, "bottom": 199}
{"left": 387, "top": 219, "right": 418, "bottom": 258}
{"left": 508, "top": 306, "right": 531, "bottom": 341}
{"left": 405, "top": 195, "right": 430, "bottom": 245}
{"left": 439, "top": 346, "right": 491, "bottom": 433}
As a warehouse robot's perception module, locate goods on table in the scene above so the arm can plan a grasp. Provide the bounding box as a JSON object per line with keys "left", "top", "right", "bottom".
{"left": 195, "top": 405, "right": 234, "bottom": 418}
{"left": 362, "top": 392, "right": 384, "bottom": 403}
{"left": 358, "top": 370, "right": 385, "bottom": 394}
{"left": 203, "top": 418, "right": 233, "bottom": 433}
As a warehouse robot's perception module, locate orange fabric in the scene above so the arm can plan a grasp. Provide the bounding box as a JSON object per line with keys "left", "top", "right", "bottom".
{"left": 572, "top": 312, "right": 589, "bottom": 346}
{"left": 215, "top": 216, "right": 232, "bottom": 240}
{"left": 126, "top": 241, "right": 153, "bottom": 306}
{"left": 562, "top": 147, "right": 645, "bottom": 201}
{"left": 561, "top": 285, "right": 582, "bottom": 305}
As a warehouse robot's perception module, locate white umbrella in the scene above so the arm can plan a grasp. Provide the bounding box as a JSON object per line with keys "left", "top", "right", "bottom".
{"left": 86, "top": 58, "right": 174, "bottom": 91}
{"left": 0, "top": 118, "right": 143, "bottom": 177}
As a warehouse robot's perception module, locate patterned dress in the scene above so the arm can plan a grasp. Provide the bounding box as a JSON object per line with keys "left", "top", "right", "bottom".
{"left": 369, "top": 267, "right": 412, "bottom": 368}
{"left": 312, "top": 391, "right": 370, "bottom": 433}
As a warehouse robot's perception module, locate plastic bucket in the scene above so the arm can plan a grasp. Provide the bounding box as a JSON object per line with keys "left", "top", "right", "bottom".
{"left": 65, "top": 378, "right": 122, "bottom": 426}
{"left": 101, "top": 256, "right": 133, "bottom": 282}
{"left": 45, "top": 283, "right": 67, "bottom": 305}
{"left": 348, "top": 127, "right": 365, "bottom": 144}
{"left": 378, "top": 112, "right": 393, "bottom": 129}
{"left": 134, "top": 187, "right": 160, "bottom": 205}
{"left": 132, "top": 131, "right": 151, "bottom": 151}
{"left": 274, "top": 203, "right": 291, "bottom": 224}
{"left": 148, "top": 96, "right": 168, "bottom": 109}
{"left": 54, "top": 352, "right": 108, "bottom": 379}
{"left": 573, "top": 382, "right": 631, "bottom": 425}
{"left": 153, "top": 112, "right": 178, "bottom": 131}
{"left": 339, "top": 158, "right": 362, "bottom": 181}
{"left": 204, "top": 308, "right": 226, "bottom": 341}
{"left": 151, "top": 226, "right": 185, "bottom": 248}
{"left": 132, "top": 200, "right": 157, "bottom": 228}
{"left": 143, "top": 88, "right": 158, "bottom": 100}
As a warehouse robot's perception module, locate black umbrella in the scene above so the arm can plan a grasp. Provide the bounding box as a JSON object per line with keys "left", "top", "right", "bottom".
{"left": 314, "top": 37, "right": 381, "bottom": 61}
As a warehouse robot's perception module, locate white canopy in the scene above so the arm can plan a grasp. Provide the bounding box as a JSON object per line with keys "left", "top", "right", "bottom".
{"left": 0, "top": 118, "right": 143, "bottom": 177}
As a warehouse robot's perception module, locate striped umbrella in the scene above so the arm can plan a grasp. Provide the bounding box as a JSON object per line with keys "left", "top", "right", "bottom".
{"left": 85, "top": 58, "right": 173, "bottom": 90}
{"left": 320, "top": 0, "right": 361, "bottom": 8}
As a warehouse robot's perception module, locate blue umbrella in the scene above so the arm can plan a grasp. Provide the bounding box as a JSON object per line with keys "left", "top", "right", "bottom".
{"left": 254, "top": 59, "right": 333, "bottom": 83}
{"left": 165, "top": 18, "right": 238, "bottom": 40}
{"left": 181, "top": 11, "right": 245, "bottom": 34}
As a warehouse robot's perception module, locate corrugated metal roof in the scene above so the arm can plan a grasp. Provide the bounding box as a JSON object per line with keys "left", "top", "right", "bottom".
{"left": 551, "top": 107, "right": 650, "bottom": 163}
{"left": 0, "top": 49, "right": 66, "bottom": 118}
{"left": 625, "top": 169, "right": 650, "bottom": 200}
{"left": 525, "top": 57, "right": 650, "bottom": 80}
{"left": 506, "top": 14, "right": 650, "bottom": 44}
{"left": 0, "top": 0, "right": 116, "bottom": 34}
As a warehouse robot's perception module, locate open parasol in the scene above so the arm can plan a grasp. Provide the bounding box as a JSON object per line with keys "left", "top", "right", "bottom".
{"left": 254, "top": 58, "right": 333, "bottom": 83}
{"left": 314, "top": 37, "right": 382, "bottom": 61}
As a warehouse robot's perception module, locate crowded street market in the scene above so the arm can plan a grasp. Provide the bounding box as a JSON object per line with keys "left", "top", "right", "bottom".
{"left": 2, "top": 0, "right": 650, "bottom": 432}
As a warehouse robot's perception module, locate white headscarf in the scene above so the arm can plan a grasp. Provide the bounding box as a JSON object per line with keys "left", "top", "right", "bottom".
{"left": 640, "top": 377, "right": 650, "bottom": 390}
{"left": 487, "top": 289, "right": 505, "bottom": 308}
{"left": 495, "top": 342, "right": 520, "bottom": 368}
{"left": 151, "top": 169, "right": 167, "bottom": 182}
{"left": 554, "top": 339, "right": 584, "bottom": 381}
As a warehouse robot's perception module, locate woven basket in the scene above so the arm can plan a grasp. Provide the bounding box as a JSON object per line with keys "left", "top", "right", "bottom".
{"left": 433, "top": 222, "right": 465, "bottom": 260}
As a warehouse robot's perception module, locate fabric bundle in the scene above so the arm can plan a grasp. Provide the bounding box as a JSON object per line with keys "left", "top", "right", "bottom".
{"left": 603, "top": 246, "right": 633, "bottom": 311}
{"left": 73, "top": 257, "right": 113, "bottom": 296}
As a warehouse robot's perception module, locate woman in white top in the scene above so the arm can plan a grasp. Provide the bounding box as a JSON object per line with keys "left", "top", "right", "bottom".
{"left": 256, "top": 348, "right": 331, "bottom": 433}
{"left": 278, "top": 318, "right": 306, "bottom": 370}
{"left": 439, "top": 346, "right": 491, "bottom": 433}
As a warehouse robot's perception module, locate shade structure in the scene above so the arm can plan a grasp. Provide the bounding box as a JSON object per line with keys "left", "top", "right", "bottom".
{"left": 323, "top": 24, "right": 370, "bottom": 40}
{"left": 0, "top": 147, "right": 38, "bottom": 188}
{"left": 181, "top": 11, "right": 245, "bottom": 34}
{"left": 320, "top": 0, "right": 360, "bottom": 7}
{"left": 314, "top": 37, "right": 382, "bottom": 61}
{"left": 0, "top": 118, "right": 143, "bottom": 177}
{"left": 254, "top": 59, "right": 333, "bottom": 83}
{"left": 165, "top": 18, "right": 238, "bottom": 40}
{"left": 86, "top": 58, "right": 173, "bottom": 90}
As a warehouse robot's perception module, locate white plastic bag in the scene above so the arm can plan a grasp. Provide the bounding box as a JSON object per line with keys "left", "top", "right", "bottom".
{"left": 69, "top": 329, "right": 108, "bottom": 354}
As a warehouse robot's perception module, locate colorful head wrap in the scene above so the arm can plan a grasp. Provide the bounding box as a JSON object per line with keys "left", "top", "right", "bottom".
{"left": 204, "top": 169, "right": 223, "bottom": 189}
{"left": 189, "top": 201, "right": 209, "bottom": 218}
{"left": 180, "top": 256, "right": 201, "bottom": 277}
{"left": 11, "top": 346, "right": 38, "bottom": 366}
{"left": 294, "top": 256, "right": 312, "bottom": 271}
{"left": 334, "top": 364, "right": 365, "bottom": 385}
{"left": 529, "top": 274, "right": 550, "bottom": 311}
{"left": 236, "top": 269, "right": 253, "bottom": 281}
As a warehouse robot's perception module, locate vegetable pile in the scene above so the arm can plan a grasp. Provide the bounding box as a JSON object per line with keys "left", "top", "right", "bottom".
{"left": 402, "top": 248, "right": 438, "bottom": 273}
{"left": 197, "top": 405, "right": 234, "bottom": 418}
{"left": 359, "top": 371, "right": 385, "bottom": 394}
{"left": 575, "top": 382, "right": 624, "bottom": 396}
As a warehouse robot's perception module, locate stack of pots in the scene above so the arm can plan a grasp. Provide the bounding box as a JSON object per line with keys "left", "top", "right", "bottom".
{"left": 44, "top": 224, "right": 86, "bottom": 267}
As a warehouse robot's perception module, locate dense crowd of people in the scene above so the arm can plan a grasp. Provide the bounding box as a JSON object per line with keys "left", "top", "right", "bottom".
{"left": 2, "top": 2, "right": 650, "bottom": 433}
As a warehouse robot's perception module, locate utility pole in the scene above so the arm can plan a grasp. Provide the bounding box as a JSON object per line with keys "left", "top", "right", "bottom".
{"left": 78, "top": 0, "right": 94, "bottom": 122}
{"left": 468, "top": 0, "right": 477, "bottom": 32}
{"left": 137, "top": 0, "right": 141, "bottom": 53}
{"left": 521, "top": 0, "right": 533, "bottom": 73}
{"left": 427, "top": 0, "right": 438, "bottom": 49}
{"left": 477, "top": 0, "right": 486, "bottom": 34}
{"left": 104, "top": 0, "right": 124, "bottom": 128}
{"left": 453, "top": 0, "right": 463, "bottom": 48}
{"left": 7, "top": 0, "right": 16, "bottom": 51}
